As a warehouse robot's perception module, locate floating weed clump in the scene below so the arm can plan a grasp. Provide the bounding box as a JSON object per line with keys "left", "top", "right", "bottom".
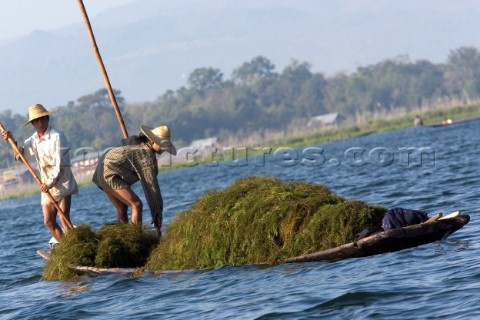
{"left": 42, "top": 224, "right": 159, "bottom": 281}
{"left": 95, "top": 224, "right": 158, "bottom": 268}
{"left": 291, "top": 201, "right": 386, "bottom": 254}
{"left": 42, "top": 225, "right": 97, "bottom": 281}
{"left": 146, "top": 176, "right": 386, "bottom": 271}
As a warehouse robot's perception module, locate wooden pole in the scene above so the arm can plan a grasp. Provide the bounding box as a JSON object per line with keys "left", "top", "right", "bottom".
{"left": 76, "top": 0, "right": 129, "bottom": 139}
{"left": 0, "top": 122, "right": 74, "bottom": 229}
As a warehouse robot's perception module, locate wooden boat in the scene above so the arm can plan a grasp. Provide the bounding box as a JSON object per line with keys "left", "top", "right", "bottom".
{"left": 69, "top": 266, "right": 187, "bottom": 276}
{"left": 36, "top": 249, "right": 53, "bottom": 260}
{"left": 285, "top": 213, "right": 470, "bottom": 263}
{"left": 428, "top": 115, "right": 480, "bottom": 127}
{"left": 37, "top": 248, "right": 137, "bottom": 275}
{"left": 38, "top": 212, "right": 470, "bottom": 274}
{"left": 36, "top": 248, "right": 192, "bottom": 276}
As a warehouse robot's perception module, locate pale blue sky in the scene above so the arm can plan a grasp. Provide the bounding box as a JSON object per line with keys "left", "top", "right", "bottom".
{"left": 0, "top": 0, "right": 136, "bottom": 41}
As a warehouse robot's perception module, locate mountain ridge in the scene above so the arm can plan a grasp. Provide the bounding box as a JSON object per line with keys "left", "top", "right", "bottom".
{"left": 1, "top": 0, "right": 479, "bottom": 114}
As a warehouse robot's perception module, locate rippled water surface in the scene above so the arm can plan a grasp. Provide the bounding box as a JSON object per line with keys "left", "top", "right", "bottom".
{"left": 1, "top": 122, "right": 479, "bottom": 319}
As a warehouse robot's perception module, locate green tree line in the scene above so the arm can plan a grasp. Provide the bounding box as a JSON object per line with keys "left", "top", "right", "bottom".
{"left": 1, "top": 46, "right": 480, "bottom": 169}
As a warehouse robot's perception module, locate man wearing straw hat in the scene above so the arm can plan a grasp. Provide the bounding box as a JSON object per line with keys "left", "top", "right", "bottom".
{"left": 92, "top": 125, "right": 176, "bottom": 236}
{"left": 2, "top": 104, "right": 78, "bottom": 245}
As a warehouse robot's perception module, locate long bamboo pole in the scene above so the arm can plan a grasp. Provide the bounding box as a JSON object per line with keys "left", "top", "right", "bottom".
{"left": 0, "top": 122, "right": 74, "bottom": 229}
{"left": 76, "top": 0, "right": 129, "bottom": 139}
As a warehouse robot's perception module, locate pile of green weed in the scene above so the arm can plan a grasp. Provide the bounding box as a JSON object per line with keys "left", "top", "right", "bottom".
{"left": 42, "top": 224, "right": 158, "bottom": 281}
{"left": 95, "top": 224, "right": 158, "bottom": 268}
{"left": 146, "top": 176, "right": 386, "bottom": 271}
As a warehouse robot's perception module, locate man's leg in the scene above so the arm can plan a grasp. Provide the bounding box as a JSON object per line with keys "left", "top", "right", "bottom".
{"left": 57, "top": 195, "right": 73, "bottom": 232}
{"left": 104, "top": 188, "right": 143, "bottom": 225}
{"left": 42, "top": 203, "right": 63, "bottom": 243}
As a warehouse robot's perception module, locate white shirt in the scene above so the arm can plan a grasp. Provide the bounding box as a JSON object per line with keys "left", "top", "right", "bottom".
{"left": 21, "top": 126, "right": 78, "bottom": 204}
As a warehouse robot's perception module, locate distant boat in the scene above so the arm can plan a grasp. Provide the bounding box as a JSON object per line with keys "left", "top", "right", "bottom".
{"left": 428, "top": 115, "right": 480, "bottom": 127}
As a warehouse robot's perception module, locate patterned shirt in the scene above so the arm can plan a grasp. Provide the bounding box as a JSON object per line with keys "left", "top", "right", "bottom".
{"left": 92, "top": 143, "right": 163, "bottom": 221}
{"left": 21, "top": 126, "right": 78, "bottom": 204}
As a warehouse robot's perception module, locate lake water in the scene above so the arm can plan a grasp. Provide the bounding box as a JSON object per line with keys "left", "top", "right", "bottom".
{"left": 0, "top": 121, "right": 479, "bottom": 319}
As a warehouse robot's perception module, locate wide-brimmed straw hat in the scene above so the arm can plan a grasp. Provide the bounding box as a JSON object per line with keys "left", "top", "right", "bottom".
{"left": 21, "top": 104, "right": 54, "bottom": 127}
{"left": 141, "top": 125, "right": 177, "bottom": 155}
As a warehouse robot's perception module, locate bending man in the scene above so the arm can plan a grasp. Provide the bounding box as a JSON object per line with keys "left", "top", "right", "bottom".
{"left": 92, "top": 125, "right": 176, "bottom": 236}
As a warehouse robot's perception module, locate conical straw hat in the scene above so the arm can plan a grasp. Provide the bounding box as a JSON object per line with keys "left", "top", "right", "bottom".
{"left": 21, "top": 104, "right": 55, "bottom": 127}
{"left": 141, "top": 125, "right": 177, "bottom": 155}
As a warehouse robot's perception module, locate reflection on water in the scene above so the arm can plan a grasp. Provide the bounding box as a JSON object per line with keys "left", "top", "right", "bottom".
{"left": 59, "top": 283, "right": 90, "bottom": 296}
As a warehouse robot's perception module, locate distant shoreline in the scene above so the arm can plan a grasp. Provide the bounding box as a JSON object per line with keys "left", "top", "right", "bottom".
{"left": 2, "top": 102, "right": 479, "bottom": 201}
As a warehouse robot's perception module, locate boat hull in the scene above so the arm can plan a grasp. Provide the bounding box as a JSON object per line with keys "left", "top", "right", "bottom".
{"left": 285, "top": 215, "right": 470, "bottom": 263}
{"left": 38, "top": 215, "right": 470, "bottom": 273}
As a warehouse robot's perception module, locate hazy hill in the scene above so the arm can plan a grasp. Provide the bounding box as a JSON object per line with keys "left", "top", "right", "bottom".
{"left": 1, "top": 0, "right": 480, "bottom": 114}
